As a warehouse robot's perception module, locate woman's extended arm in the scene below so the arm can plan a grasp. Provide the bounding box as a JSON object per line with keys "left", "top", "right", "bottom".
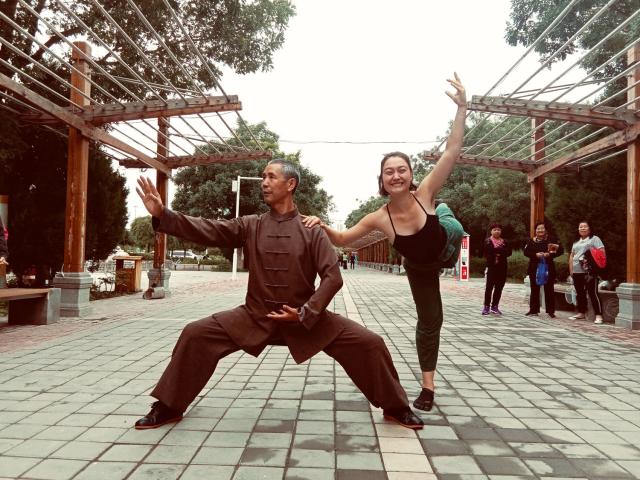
{"left": 303, "top": 212, "right": 378, "bottom": 247}
{"left": 416, "top": 73, "right": 467, "bottom": 204}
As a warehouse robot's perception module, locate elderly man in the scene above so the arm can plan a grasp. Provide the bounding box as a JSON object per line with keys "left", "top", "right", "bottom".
{"left": 135, "top": 159, "right": 423, "bottom": 430}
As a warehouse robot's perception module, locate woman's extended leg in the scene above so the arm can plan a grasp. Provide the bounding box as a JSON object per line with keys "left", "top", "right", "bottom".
{"left": 404, "top": 260, "right": 442, "bottom": 411}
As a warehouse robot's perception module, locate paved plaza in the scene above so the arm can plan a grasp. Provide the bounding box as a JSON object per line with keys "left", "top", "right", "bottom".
{"left": 0, "top": 268, "right": 639, "bottom": 480}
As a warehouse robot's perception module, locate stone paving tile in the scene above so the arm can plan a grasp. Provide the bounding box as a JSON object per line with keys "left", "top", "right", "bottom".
{"left": 73, "top": 461, "right": 136, "bottom": 480}
{"left": 1, "top": 270, "right": 639, "bottom": 480}
{"left": 23, "top": 458, "right": 88, "bottom": 480}
{"left": 127, "top": 463, "right": 186, "bottom": 480}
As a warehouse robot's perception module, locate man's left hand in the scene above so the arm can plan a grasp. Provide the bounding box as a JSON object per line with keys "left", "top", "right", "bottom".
{"left": 267, "top": 305, "right": 300, "bottom": 322}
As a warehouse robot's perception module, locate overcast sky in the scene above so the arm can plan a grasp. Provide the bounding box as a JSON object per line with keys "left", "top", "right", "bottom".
{"left": 122, "top": 0, "right": 588, "bottom": 226}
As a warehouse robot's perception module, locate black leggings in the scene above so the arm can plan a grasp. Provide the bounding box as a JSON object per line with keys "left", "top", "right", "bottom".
{"left": 484, "top": 265, "right": 507, "bottom": 307}
{"left": 529, "top": 279, "right": 555, "bottom": 314}
{"left": 404, "top": 260, "right": 442, "bottom": 372}
{"left": 572, "top": 273, "right": 601, "bottom": 315}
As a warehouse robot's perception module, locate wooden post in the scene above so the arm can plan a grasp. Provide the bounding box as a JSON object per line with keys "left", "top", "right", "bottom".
{"left": 627, "top": 45, "right": 640, "bottom": 284}
{"left": 153, "top": 117, "right": 169, "bottom": 269}
{"left": 62, "top": 42, "right": 91, "bottom": 273}
{"left": 616, "top": 44, "right": 640, "bottom": 329}
{"left": 530, "top": 118, "right": 545, "bottom": 236}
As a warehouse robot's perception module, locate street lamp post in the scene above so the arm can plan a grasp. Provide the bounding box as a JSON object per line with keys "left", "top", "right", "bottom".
{"left": 231, "top": 175, "right": 262, "bottom": 280}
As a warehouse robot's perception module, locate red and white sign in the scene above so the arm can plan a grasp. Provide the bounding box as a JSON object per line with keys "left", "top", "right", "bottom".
{"left": 458, "top": 234, "right": 470, "bottom": 282}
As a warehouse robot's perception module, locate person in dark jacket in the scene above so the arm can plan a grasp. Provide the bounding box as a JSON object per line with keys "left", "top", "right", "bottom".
{"left": 482, "top": 223, "right": 511, "bottom": 315}
{"left": 523, "top": 222, "right": 563, "bottom": 318}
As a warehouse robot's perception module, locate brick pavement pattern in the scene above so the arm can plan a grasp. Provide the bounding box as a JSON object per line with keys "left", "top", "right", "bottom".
{"left": 0, "top": 269, "right": 639, "bottom": 480}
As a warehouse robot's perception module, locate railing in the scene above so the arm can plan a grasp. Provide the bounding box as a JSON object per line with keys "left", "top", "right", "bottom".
{"left": 358, "top": 262, "right": 404, "bottom": 274}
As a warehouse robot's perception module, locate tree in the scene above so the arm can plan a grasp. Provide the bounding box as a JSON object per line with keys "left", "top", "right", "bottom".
{"left": 345, "top": 196, "right": 387, "bottom": 228}
{"left": 505, "top": 0, "right": 633, "bottom": 280}
{"left": 0, "top": 114, "right": 128, "bottom": 283}
{"left": 0, "top": 0, "right": 296, "bottom": 102}
{"left": 505, "top": 0, "right": 639, "bottom": 103}
{"left": 129, "top": 216, "right": 155, "bottom": 253}
{"left": 0, "top": 0, "right": 296, "bottom": 282}
{"left": 172, "top": 122, "right": 333, "bottom": 258}
{"left": 547, "top": 153, "right": 627, "bottom": 281}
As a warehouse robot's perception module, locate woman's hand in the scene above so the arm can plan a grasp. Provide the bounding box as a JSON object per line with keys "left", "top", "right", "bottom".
{"left": 446, "top": 72, "right": 466, "bottom": 107}
{"left": 301, "top": 215, "right": 324, "bottom": 228}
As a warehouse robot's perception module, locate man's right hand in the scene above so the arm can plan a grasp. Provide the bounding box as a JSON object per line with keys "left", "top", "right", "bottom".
{"left": 136, "top": 176, "right": 164, "bottom": 218}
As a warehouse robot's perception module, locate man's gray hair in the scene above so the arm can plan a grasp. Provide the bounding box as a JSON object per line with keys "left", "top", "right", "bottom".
{"left": 268, "top": 158, "right": 301, "bottom": 193}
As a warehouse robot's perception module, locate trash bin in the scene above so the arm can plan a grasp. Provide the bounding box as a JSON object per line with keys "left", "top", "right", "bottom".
{"left": 113, "top": 255, "right": 143, "bottom": 293}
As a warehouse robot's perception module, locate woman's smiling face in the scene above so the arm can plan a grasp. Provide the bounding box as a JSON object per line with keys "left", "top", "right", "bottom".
{"left": 381, "top": 156, "right": 413, "bottom": 196}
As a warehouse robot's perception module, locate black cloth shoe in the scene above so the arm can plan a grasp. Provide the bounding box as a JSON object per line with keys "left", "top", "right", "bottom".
{"left": 525, "top": 311, "right": 539, "bottom": 316}
{"left": 548, "top": 312, "right": 556, "bottom": 318}
{"left": 383, "top": 407, "right": 424, "bottom": 430}
{"left": 413, "top": 388, "right": 435, "bottom": 411}
{"left": 135, "top": 401, "right": 183, "bottom": 430}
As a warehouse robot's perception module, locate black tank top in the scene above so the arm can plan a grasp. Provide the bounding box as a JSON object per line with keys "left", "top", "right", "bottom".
{"left": 387, "top": 195, "right": 445, "bottom": 264}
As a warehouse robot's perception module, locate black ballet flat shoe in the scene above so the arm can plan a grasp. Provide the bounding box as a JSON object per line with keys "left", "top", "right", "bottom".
{"left": 383, "top": 407, "right": 424, "bottom": 430}
{"left": 413, "top": 388, "right": 435, "bottom": 411}
{"left": 135, "top": 401, "right": 183, "bottom": 430}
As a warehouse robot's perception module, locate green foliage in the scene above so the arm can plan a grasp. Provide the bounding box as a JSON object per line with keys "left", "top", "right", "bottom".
{"left": 200, "top": 254, "right": 232, "bottom": 271}
{"left": 469, "top": 255, "right": 486, "bottom": 278}
{"left": 547, "top": 154, "right": 626, "bottom": 281}
{"left": 0, "top": 114, "right": 128, "bottom": 282}
{"left": 506, "top": 250, "right": 530, "bottom": 282}
{"left": 505, "top": 0, "right": 639, "bottom": 105}
{"left": 0, "top": 0, "right": 296, "bottom": 102}
{"left": 345, "top": 196, "right": 387, "bottom": 228}
{"left": 172, "top": 122, "right": 333, "bottom": 257}
{"left": 129, "top": 216, "right": 155, "bottom": 252}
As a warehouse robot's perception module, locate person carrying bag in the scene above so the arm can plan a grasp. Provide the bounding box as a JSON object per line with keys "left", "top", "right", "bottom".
{"left": 523, "top": 222, "right": 563, "bottom": 318}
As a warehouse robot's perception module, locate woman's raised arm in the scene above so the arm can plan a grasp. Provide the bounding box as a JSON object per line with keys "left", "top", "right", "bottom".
{"left": 416, "top": 73, "right": 467, "bottom": 204}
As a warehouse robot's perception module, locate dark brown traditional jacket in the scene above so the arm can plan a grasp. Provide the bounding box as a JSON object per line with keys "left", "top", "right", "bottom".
{"left": 154, "top": 207, "right": 346, "bottom": 363}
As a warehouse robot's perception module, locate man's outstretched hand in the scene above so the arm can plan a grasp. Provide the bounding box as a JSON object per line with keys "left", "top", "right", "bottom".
{"left": 136, "top": 176, "right": 164, "bottom": 218}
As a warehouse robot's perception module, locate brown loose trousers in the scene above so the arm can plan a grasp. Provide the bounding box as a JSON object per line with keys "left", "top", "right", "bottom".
{"left": 150, "top": 207, "right": 409, "bottom": 413}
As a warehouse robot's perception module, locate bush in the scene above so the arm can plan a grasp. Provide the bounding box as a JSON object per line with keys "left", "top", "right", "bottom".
{"left": 201, "top": 255, "right": 232, "bottom": 271}
{"left": 175, "top": 257, "right": 198, "bottom": 264}
{"left": 469, "top": 255, "right": 486, "bottom": 278}
{"left": 504, "top": 250, "right": 570, "bottom": 283}
{"left": 507, "top": 250, "right": 529, "bottom": 283}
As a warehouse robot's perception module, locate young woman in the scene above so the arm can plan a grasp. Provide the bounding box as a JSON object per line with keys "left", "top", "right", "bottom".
{"left": 482, "top": 223, "right": 512, "bottom": 315}
{"left": 568, "top": 221, "right": 605, "bottom": 324}
{"left": 523, "top": 222, "right": 563, "bottom": 318}
{"left": 303, "top": 73, "right": 466, "bottom": 411}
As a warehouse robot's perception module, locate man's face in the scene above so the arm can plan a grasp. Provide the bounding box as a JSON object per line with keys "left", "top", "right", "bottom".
{"left": 261, "top": 163, "right": 295, "bottom": 205}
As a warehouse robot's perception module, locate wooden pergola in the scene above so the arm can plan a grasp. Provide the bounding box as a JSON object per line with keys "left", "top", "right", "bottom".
{"left": 420, "top": 41, "right": 639, "bottom": 329}
{"left": 0, "top": 2, "right": 273, "bottom": 314}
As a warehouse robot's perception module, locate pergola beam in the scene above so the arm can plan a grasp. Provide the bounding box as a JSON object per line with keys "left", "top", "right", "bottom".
{"left": 469, "top": 95, "right": 638, "bottom": 129}
{"left": 421, "top": 153, "right": 578, "bottom": 174}
{"left": 118, "top": 150, "right": 272, "bottom": 169}
{"left": 19, "top": 95, "right": 241, "bottom": 125}
{"left": 0, "top": 71, "right": 170, "bottom": 174}
{"left": 527, "top": 123, "right": 640, "bottom": 181}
